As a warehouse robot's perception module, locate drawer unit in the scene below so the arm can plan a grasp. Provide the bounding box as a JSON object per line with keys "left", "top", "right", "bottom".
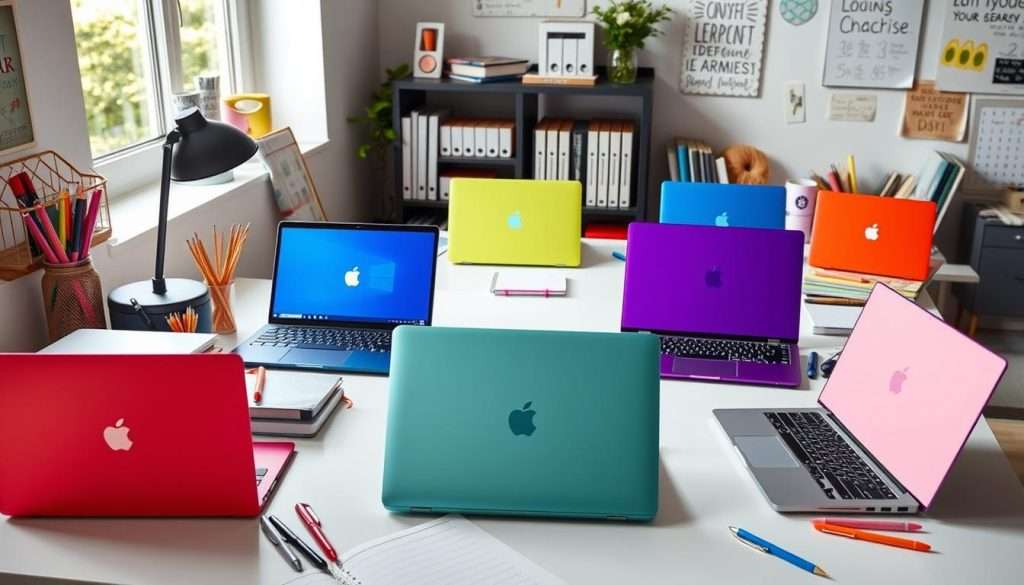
{"left": 956, "top": 203, "right": 1024, "bottom": 320}
{"left": 982, "top": 225, "right": 1024, "bottom": 250}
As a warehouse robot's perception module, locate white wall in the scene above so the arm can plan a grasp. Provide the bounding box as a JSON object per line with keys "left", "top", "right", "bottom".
{"left": 0, "top": 0, "right": 379, "bottom": 352}
{"left": 376, "top": 0, "right": 970, "bottom": 253}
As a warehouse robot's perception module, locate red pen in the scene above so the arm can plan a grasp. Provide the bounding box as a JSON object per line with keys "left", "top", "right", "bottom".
{"left": 295, "top": 503, "right": 339, "bottom": 565}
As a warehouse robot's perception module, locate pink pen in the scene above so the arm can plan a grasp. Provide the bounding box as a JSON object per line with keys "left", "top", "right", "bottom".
{"left": 22, "top": 213, "right": 58, "bottom": 264}
{"left": 812, "top": 518, "right": 923, "bottom": 532}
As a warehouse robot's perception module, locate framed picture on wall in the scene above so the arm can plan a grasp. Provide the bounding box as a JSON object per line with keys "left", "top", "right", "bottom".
{"left": 256, "top": 127, "right": 328, "bottom": 221}
{"left": 0, "top": 1, "right": 35, "bottom": 156}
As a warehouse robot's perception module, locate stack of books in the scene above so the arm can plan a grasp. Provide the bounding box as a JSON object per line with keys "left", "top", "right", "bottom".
{"left": 803, "top": 267, "right": 930, "bottom": 306}
{"left": 248, "top": 372, "right": 347, "bottom": 437}
{"left": 447, "top": 56, "right": 530, "bottom": 83}
{"left": 666, "top": 138, "right": 728, "bottom": 184}
{"left": 533, "top": 118, "right": 634, "bottom": 209}
{"left": 808, "top": 151, "right": 965, "bottom": 233}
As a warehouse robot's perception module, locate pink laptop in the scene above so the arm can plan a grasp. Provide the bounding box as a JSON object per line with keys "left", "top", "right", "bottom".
{"left": 714, "top": 284, "right": 1006, "bottom": 513}
{"left": 0, "top": 354, "right": 294, "bottom": 517}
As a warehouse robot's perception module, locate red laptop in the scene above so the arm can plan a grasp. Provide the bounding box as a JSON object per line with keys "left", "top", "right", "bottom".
{"left": 0, "top": 354, "right": 293, "bottom": 517}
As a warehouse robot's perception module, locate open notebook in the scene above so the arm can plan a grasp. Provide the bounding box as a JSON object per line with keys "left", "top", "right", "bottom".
{"left": 281, "top": 515, "right": 565, "bottom": 585}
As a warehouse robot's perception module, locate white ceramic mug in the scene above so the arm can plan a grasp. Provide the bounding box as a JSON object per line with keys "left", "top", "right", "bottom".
{"left": 785, "top": 179, "right": 818, "bottom": 241}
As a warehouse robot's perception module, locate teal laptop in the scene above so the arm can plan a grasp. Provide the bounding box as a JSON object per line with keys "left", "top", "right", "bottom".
{"left": 382, "top": 326, "right": 661, "bottom": 520}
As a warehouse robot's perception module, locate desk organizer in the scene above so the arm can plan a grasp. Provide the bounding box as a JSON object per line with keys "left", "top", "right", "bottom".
{"left": 0, "top": 150, "right": 111, "bottom": 280}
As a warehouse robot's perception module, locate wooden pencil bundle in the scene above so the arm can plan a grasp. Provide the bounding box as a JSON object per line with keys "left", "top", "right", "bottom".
{"left": 166, "top": 306, "right": 198, "bottom": 333}
{"left": 186, "top": 223, "right": 250, "bottom": 333}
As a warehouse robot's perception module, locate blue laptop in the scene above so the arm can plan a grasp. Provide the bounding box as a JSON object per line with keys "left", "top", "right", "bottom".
{"left": 659, "top": 182, "right": 786, "bottom": 229}
{"left": 234, "top": 222, "right": 439, "bottom": 375}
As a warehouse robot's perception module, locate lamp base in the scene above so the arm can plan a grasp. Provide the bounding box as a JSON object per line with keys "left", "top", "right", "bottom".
{"left": 107, "top": 278, "right": 212, "bottom": 332}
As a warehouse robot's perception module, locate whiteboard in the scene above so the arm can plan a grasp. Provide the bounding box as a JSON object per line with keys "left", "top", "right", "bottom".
{"left": 822, "top": 0, "right": 924, "bottom": 89}
{"left": 473, "top": 0, "right": 586, "bottom": 17}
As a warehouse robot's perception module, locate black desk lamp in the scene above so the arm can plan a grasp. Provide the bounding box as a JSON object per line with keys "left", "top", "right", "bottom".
{"left": 108, "top": 107, "right": 258, "bottom": 331}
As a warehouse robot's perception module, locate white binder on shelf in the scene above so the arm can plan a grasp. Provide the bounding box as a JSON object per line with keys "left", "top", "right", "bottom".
{"left": 485, "top": 121, "right": 500, "bottom": 158}
{"left": 620, "top": 122, "right": 634, "bottom": 209}
{"left": 546, "top": 120, "right": 559, "bottom": 180}
{"left": 546, "top": 37, "right": 563, "bottom": 75}
{"left": 608, "top": 121, "right": 622, "bottom": 208}
{"left": 597, "top": 121, "right": 610, "bottom": 208}
{"left": 585, "top": 120, "right": 598, "bottom": 206}
{"left": 557, "top": 120, "right": 571, "bottom": 180}
{"left": 499, "top": 121, "right": 514, "bottom": 159}
{"left": 462, "top": 122, "right": 475, "bottom": 158}
{"left": 474, "top": 122, "right": 487, "bottom": 158}
{"left": 440, "top": 121, "right": 452, "bottom": 157}
{"left": 534, "top": 119, "right": 547, "bottom": 179}
{"left": 426, "top": 110, "right": 448, "bottom": 201}
{"left": 563, "top": 38, "right": 579, "bottom": 76}
{"left": 440, "top": 175, "right": 451, "bottom": 201}
{"left": 451, "top": 119, "right": 463, "bottom": 156}
{"left": 401, "top": 116, "right": 412, "bottom": 200}
{"left": 415, "top": 109, "right": 430, "bottom": 200}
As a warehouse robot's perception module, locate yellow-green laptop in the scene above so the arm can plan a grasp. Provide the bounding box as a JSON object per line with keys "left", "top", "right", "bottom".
{"left": 448, "top": 179, "right": 582, "bottom": 267}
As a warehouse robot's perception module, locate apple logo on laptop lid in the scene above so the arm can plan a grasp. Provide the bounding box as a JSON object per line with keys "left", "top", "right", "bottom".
{"left": 508, "top": 402, "right": 536, "bottom": 436}
{"left": 103, "top": 418, "right": 133, "bottom": 452}
{"left": 507, "top": 210, "right": 523, "bottom": 230}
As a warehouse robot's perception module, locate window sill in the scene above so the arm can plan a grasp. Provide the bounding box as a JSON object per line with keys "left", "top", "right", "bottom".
{"left": 103, "top": 139, "right": 330, "bottom": 248}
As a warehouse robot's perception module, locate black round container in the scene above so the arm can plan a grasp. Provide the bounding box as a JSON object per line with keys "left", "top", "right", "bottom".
{"left": 107, "top": 278, "right": 212, "bottom": 332}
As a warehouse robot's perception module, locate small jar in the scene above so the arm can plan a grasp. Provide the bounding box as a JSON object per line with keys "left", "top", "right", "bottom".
{"left": 41, "top": 259, "right": 105, "bottom": 342}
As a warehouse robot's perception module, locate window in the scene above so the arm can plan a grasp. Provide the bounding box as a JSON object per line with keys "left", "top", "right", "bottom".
{"left": 71, "top": 0, "right": 241, "bottom": 161}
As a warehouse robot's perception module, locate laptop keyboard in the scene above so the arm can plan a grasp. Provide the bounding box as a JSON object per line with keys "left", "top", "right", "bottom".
{"left": 253, "top": 326, "right": 392, "bottom": 352}
{"left": 661, "top": 336, "right": 790, "bottom": 365}
{"left": 766, "top": 412, "right": 897, "bottom": 501}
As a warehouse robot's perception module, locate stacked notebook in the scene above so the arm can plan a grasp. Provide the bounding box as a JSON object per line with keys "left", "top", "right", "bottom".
{"left": 447, "top": 56, "right": 530, "bottom": 83}
{"left": 247, "top": 371, "right": 346, "bottom": 437}
{"left": 666, "top": 138, "right": 728, "bottom": 184}
{"left": 803, "top": 255, "right": 942, "bottom": 306}
{"left": 533, "top": 118, "right": 634, "bottom": 209}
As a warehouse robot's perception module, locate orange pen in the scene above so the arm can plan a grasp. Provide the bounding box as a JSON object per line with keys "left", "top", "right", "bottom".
{"left": 813, "top": 521, "right": 931, "bottom": 552}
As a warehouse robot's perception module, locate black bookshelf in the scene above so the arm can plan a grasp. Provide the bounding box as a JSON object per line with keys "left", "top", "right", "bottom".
{"left": 391, "top": 66, "right": 655, "bottom": 225}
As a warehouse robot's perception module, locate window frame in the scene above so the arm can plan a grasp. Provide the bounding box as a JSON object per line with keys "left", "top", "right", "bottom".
{"left": 82, "top": 0, "right": 249, "bottom": 196}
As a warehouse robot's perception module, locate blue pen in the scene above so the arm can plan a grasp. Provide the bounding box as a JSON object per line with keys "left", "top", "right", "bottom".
{"left": 612, "top": 251, "right": 626, "bottom": 262}
{"left": 729, "top": 526, "right": 829, "bottom": 578}
{"left": 807, "top": 351, "right": 819, "bottom": 380}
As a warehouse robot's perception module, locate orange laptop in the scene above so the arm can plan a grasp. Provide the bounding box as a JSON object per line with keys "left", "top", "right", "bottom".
{"left": 809, "top": 191, "right": 936, "bottom": 280}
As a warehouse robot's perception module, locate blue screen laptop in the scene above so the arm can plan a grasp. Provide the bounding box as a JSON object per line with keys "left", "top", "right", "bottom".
{"left": 234, "top": 222, "right": 439, "bottom": 374}
{"left": 660, "top": 182, "right": 786, "bottom": 229}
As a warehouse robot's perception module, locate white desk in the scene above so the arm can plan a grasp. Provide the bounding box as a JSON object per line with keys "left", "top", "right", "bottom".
{"left": 4, "top": 240, "right": 1023, "bottom": 585}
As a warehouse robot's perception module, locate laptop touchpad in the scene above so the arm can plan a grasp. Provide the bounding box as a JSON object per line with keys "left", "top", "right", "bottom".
{"left": 282, "top": 348, "right": 354, "bottom": 369}
{"left": 672, "top": 358, "right": 737, "bottom": 378}
{"left": 734, "top": 436, "right": 801, "bottom": 468}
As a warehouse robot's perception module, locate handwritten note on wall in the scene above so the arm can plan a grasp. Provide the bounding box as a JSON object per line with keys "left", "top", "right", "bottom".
{"left": 828, "top": 93, "right": 878, "bottom": 122}
{"left": 823, "top": 0, "right": 925, "bottom": 89}
{"left": 936, "top": 0, "right": 1024, "bottom": 95}
{"left": 680, "top": 0, "right": 768, "bottom": 97}
{"left": 900, "top": 81, "right": 969, "bottom": 142}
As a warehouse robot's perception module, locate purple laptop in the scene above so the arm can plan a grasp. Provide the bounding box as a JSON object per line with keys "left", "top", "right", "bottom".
{"left": 621, "top": 223, "right": 804, "bottom": 387}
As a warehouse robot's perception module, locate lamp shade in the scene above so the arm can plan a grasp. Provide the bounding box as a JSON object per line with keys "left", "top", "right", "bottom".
{"left": 170, "top": 107, "right": 258, "bottom": 182}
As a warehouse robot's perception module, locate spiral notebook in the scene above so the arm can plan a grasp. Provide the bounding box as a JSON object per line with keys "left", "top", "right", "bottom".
{"left": 281, "top": 515, "right": 565, "bottom": 585}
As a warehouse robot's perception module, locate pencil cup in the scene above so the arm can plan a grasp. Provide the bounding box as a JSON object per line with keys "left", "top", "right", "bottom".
{"left": 41, "top": 259, "right": 105, "bottom": 342}
{"left": 208, "top": 281, "right": 236, "bottom": 334}
{"left": 785, "top": 179, "right": 818, "bottom": 242}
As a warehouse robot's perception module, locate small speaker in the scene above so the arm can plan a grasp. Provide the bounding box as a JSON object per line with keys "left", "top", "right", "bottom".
{"left": 413, "top": 22, "right": 445, "bottom": 79}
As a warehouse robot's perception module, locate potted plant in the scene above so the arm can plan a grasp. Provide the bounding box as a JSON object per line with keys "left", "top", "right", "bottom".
{"left": 592, "top": 1, "right": 671, "bottom": 84}
{"left": 348, "top": 64, "right": 410, "bottom": 220}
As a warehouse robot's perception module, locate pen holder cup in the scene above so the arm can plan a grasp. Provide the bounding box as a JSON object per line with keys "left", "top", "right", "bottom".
{"left": 41, "top": 259, "right": 106, "bottom": 342}
{"left": 208, "top": 281, "right": 236, "bottom": 334}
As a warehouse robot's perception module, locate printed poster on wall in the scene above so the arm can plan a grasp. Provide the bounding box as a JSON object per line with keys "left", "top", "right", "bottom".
{"left": 822, "top": 0, "right": 925, "bottom": 89}
{"left": 680, "top": 0, "right": 769, "bottom": 97}
{"left": 0, "top": 2, "right": 34, "bottom": 155}
{"left": 473, "top": 0, "right": 585, "bottom": 17}
{"left": 936, "top": 0, "right": 1024, "bottom": 95}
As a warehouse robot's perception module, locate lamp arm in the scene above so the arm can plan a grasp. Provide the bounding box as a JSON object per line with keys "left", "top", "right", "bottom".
{"left": 152, "top": 130, "right": 182, "bottom": 295}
